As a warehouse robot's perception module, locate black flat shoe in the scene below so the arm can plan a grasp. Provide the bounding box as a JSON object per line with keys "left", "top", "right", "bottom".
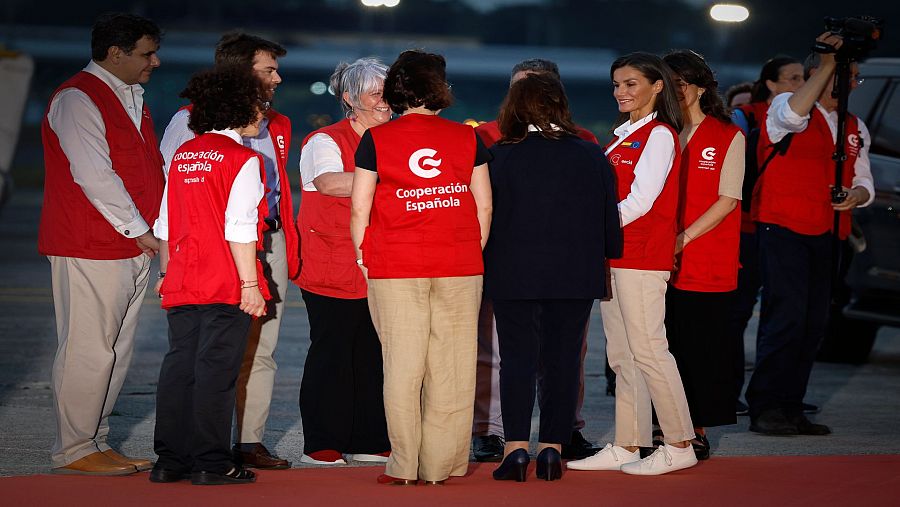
{"left": 149, "top": 465, "right": 189, "bottom": 483}
{"left": 191, "top": 467, "right": 256, "bottom": 485}
{"left": 535, "top": 448, "right": 562, "bottom": 481}
{"left": 492, "top": 448, "right": 529, "bottom": 482}
{"left": 691, "top": 433, "right": 710, "bottom": 461}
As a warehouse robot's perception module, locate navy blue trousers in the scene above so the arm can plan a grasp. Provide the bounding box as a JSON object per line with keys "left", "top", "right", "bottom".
{"left": 727, "top": 231, "right": 761, "bottom": 403}
{"left": 746, "top": 224, "right": 833, "bottom": 419}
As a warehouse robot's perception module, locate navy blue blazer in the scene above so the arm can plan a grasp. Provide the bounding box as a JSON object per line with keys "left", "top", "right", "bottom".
{"left": 483, "top": 132, "right": 622, "bottom": 300}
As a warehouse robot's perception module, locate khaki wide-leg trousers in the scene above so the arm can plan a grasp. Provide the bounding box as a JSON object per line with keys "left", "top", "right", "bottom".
{"left": 600, "top": 268, "right": 694, "bottom": 447}
{"left": 367, "top": 276, "right": 482, "bottom": 482}
{"left": 48, "top": 254, "right": 150, "bottom": 467}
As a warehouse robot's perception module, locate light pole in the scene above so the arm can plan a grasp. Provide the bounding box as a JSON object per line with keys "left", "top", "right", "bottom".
{"left": 709, "top": 4, "right": 750, "bottom": 63}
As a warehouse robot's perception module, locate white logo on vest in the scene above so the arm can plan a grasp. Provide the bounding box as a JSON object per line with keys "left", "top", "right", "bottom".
{"left": 701, "top": 147, "right": 717, "bottom": 161}
{"left": 409, "top": 148, "right": 443, "bottom": 179}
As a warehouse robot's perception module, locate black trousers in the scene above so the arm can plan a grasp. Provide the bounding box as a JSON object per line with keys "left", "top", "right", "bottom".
{"left": 726, "top": 230, "right": 761, "bottom": 403}
{"left": 493, "top": 298, "right": 594, "bottom": 444}
{"left": 746, "top": 224, "right": 833, "bottom": 419}
{"left": 666, "top": 287, "right": 737, "bottom": 428}
{"left": 299, "top": 289, "right": 389, "bottom": 455}
{"left": 154, "top": 304, "right": 250, "bottom": 474}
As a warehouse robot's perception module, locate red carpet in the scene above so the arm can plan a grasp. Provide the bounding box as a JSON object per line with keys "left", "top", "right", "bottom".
{"left": 2, "top": 455, "right": 896, "bottom": 506}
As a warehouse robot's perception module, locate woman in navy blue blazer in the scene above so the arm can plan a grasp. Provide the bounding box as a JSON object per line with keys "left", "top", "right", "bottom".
{"left": 484, "top": 73, "right": 621, "bottom": 482}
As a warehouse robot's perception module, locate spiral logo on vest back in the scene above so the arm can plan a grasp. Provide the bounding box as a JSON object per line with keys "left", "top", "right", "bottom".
{"left": 701, "top": 147, "right": 717, "bottom": 161}
{"left": 409, "top": 148, "right": 443, "bottom": 179}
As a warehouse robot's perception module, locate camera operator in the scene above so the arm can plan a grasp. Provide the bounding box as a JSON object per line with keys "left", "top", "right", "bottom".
{"left": 746, "top": 31, "right": 874, "bottom": 436}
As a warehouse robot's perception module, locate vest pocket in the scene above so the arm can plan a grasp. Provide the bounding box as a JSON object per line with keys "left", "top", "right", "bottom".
{"left": 302, "top": 227, "right": 357, "bottom": 289}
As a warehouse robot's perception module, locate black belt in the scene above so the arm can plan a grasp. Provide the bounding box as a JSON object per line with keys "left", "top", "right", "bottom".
{"left": 264, "top": 216, "right": 281, "bottom": 231}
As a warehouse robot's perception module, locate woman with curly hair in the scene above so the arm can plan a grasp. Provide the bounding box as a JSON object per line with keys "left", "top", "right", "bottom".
{"left": 151, "top": 66, "right": 270, "bottom": 486}
{"left": 659, "top": 50, "right": 745, "bottom": 460}
{"left": 350, "top": 49, "right": 493, "bottom": 485}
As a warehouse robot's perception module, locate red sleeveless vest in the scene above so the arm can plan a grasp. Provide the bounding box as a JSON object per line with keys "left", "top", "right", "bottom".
{"left": 39, "top": 71, "right": 164, "bottom": 259}
{"left": 296, "top": 119, "right": 367, "bottom": 299}
{"left": 362, "top": 114, "right": 484, "bottom": 279}
{"left": 752, "top": 107, "right": 858, "bottom": 239}
{"left": 160, "top": 132, "right": 271, "bottom": 308}
{"left": 737, "top": 101, "right": 770, "bottom": 234}
{"left": 670, "top": 117, "right": 742, "bottom": 292}
{"left": 605, "top": 119, "right": 681, "bottom": 271}
{"left": 178, "top": 104, "right": 300, "bottom": 280}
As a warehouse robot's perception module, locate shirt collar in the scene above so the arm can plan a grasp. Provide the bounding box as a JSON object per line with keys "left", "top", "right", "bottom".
{"left": 527, "top": 123, "right": 561, "bottom": 132}
{"left": 209, "top": 129, "right": 243, "bottom": 144}
{"left": 84, "top": 60, "right": 144, "bottom": 98}
{"left": 613, "top": 111, "right": 657, "bottom": 138}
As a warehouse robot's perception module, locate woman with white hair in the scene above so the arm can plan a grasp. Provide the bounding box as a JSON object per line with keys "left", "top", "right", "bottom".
{"left": 296, "top": 57, "right": 392, "bottom": 466}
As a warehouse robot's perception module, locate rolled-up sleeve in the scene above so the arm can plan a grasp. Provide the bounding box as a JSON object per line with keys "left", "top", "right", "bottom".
{"left": 617, "top": 126, "right": 676, "bottom": 227}
{"left": 224, "top": 156, "right": 265, "bottom": 243}
{"left": 153, "top": 184, "right": 169, "bottom": 241}
{"left": 48, "top": 88, "right": 149, "bottom": 238}
{"left": 766, "top": 92, "right": 810, "bottom": 143}
{"left": 159, "top": 108, "right": 195, "bottom": 177}
{"left": 853, "top": 120, "right": 875, "bottom": 207}
{"left": 298, "top": 133, "right": 344, "bottom": 191}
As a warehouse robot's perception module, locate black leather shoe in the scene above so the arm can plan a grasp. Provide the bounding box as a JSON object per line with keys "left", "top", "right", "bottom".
{"left": 691, "top": 433, "right": 710, "bottom": 461}
{"left": 749, "top": 409, "right": 799, "bottom": 436}
{"left": 492, "top": 448, "right": 529, "bottom": 482}
{"left": 149, "top": 465, "right": 189, "bottom": 483}
{"left": 192, "top": 467, "right": 257, "bottom": 485}
{"left": 790, "top": 414, "right": 831, "bottom": 435}
{"left": 535, "top": 448, "right": 562, "bottom": 481}
{"left": 233, "top": 443, "right": 290, "bottom": 470}
{"left": 561, "top": 430, "right": 600, "bottom": 460}
{"left": 473, "top": 435, "right": 504, "bottom": 462}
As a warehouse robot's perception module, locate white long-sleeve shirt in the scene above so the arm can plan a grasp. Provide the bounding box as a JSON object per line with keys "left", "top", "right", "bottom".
{"left": 47, "top": 60, "right": 150, "bottom": 238}
{"left": 605, "top": 112, "right": 677, "bottom": 227}
{"left": 154, "top": 129, "right": 264, "bottom": 244}
{"left": 766, "top": 92, "right": 875, "bottom": 207}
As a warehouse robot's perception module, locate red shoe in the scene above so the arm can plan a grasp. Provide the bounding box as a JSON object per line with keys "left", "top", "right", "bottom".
{"left": 300, "top": 450, "right": 346, "bottom": 465}
{"left": 377, "top": 474, "right": 417, "bottom": 485}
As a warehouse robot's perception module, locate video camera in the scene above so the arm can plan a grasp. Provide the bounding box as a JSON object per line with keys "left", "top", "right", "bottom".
{"left": 813, "top": 16, "right": 884, "bottom": 62}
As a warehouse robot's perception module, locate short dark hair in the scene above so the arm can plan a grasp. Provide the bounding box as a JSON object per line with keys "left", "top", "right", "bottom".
{"left": 663, "top": 50, "right": 731, "bottom": 123}
{"left": 497, "top": 73, "right": 578, "bottom": 144}
{"left": 751, "top": 55, "right": 800, "bottom": 102}
{"left": 180, "top": 66, "right": 264, "bottom": 134}
{"left": 610, "top": 52, "right": 683, "bottom": 133}
{"left": 383, "top": 50, "right": 453, "bottom": 115}
{"left": 725, "top": 81, "right": 753, "bottom": 107}
{"left": 510, "top": 58, "right": 560, "bottom": 83}
{"left": 91, "top": 12, "right": 161, "bottom": 61}
{"left": 214, "top": 32, "right": 286, "bottom": 69}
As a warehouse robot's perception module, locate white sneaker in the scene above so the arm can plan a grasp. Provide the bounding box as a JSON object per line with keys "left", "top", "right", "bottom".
{"left": 620, "top": 444, "right": 698, "bottom": 475}
{"left": 299, "top": 453, "right": 347, "bottom": 465}
{"left": 345, "top": 453, "right": 390, "bottom": 463}
{"left": 566, "top": 443, "right": 640, "bottom": 471}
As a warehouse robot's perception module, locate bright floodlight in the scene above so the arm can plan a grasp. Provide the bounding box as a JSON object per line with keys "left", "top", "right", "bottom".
{"left": 361, "top": 0, "right": 400, "bottom": 6}
{"left": 383, "top": 0, "right": 400, "bottom": 6}
{"left": 710, "top": 4, "right": 749, "bottom": 23}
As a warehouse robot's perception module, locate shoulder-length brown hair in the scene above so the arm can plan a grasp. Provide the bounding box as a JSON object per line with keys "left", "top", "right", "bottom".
{"left": 497, "top": 73, "right": 578, "bottom": 144}
{"left": 384, "top": 49, "right": 453, "bottom": 115}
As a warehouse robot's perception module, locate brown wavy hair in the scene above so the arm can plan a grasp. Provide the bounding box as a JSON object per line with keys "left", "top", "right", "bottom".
{"left": 181, "top": 66, "right": 264, "bottom": 134}
{"left": 384, "top": 50, "right": 453, "bottom": 114}
{"left": 497, "top": 73, "right": 578, "bottom": 144}
{"left": 610, "top": 52, "right": 683, "bottom": 133}
{"left": 663, "top": 50, "right": 732, "bottom": 123}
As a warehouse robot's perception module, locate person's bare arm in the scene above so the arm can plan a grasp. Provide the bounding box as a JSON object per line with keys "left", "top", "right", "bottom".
{"left": 676, "top": 196, "right": 739, "bottom": 254}
{"left": 229, "top": 241, "right": 265, "bottom": 317}
{"left": 313, "top": 172, "right": 355, "bottom": 197}
{"left": 350, "top": 168, "right": 378, "bottom": 278}
{"left": 469, "top": 163, "right": 493, "bottom": 248}
{"left": 786, "top": 32, "right": 842, "bottom": 116}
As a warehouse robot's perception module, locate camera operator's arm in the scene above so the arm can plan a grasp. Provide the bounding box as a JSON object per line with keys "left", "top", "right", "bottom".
{"left": 833, "top": 120, "right": 875, "bottom": 211}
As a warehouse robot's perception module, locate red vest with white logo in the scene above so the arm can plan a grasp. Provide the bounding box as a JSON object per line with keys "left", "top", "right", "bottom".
{"left": 179, "top": 105, "right": 300, "bottom": 280}
{"left": 475, "top": 119, "right": 599, "bottom": 146}
{"left": 737, "top": 101, "right": 770, "bottom": 234}
{"left": 296, "top": 119, "right": 367, "bottom": 299}
{"left": 752, "top": 107, "right": 858, "bottom": 239}
{"left": 39, "top": 71, "right": 165, "bottom": 259}
{"left": 605, "top": 120, "right": 681, "bottom": 271}
{"left": 160, "top": 133, "right": 271, "bottom": 308}
{"left": 362, "top": 114, "right": 484, "bottom": 279}
{"left": 671, "top": 117, "right": 742, "bottom": 292}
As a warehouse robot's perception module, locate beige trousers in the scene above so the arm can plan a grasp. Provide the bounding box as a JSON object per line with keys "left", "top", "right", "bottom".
{"left": 600, "top": 268, "right": 694, "bottom": 446}
{"left": 48, "top": 254, "right": 150, "bottom": 467}
{"left": 367, "top": 276, "right": 482, "bottom": 481}
{"left": 235, "top": 228, "right": 288, "bottom": 444}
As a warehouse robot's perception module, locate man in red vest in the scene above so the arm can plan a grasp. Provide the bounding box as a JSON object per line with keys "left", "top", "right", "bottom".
{"left": 158, "top": 32, "right": 298, "bottom": 470}
{"left": 747, "top": 33, "right": 875, "bottom": 436}
{"left": 472, "top": 59, "right": 600, "bottom": 463}
{"left": 38, "top": 13, "right": 164, "bottom": 475}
